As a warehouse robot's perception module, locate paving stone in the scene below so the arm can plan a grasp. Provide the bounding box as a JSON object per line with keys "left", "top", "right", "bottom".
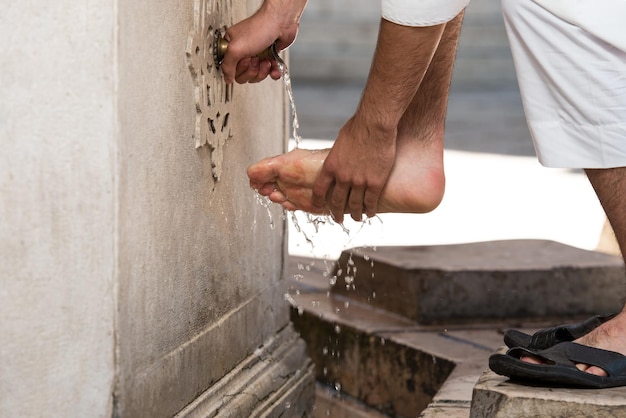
{"left": 331, "top": 240, "right": 624, "bottom": 324}
{"left": 471, "top": 369, "right": 626, "bottom": 418}
{"left": 420, "top": 405, "right": 470, "bottom": 418}
{"left": 314, "top": 383, "right": 389, "bottom": 418}
{"left": 290, "top": 292, "right": 459, "bottom": 417}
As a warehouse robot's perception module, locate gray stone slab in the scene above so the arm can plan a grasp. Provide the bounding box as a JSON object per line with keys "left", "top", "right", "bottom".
{"left": 420, "top": 405, "right": 470, "bottom": 418}
{"left": 331, "top": 240, "right": 625, "bottom": 324}
{"left": 291, "top": 292, "right": 457, "bottom": 417}
{"left": 289, "top": 291, "right": 512, "bottom": 418}
{"left": 471, "top": 369, "right": 626, "bottom": 418}
{"left": 314, "top": 384, "right": 389, "bottom": 418}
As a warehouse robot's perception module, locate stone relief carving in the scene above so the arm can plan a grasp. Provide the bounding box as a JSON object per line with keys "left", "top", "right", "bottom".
{"left": 187, "top": 0, "right": 234, "bottom": 181}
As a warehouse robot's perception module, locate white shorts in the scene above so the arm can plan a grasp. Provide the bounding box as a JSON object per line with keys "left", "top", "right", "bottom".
{"left": 382, "top": 0, "right": 470, "bottom": 26}
{"left": 502, "top": 0, "right": 626, "bottom": 168}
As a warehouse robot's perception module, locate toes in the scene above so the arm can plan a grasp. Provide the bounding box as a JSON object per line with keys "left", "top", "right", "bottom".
{"left": 583, "top": 365, "right": 608, "bottom": 377}
{"left": 520, "top": 355, "right": 544, "bottom": 365}
{"left": 247, "top": 158, "right": 281, "bottom": 183}
{"left": 251, "top": 182, "right": 279, "bottom": 196}
{"left": 268, "top": 190, "right": 288, "bottom": 203}
{"left": 281, "top": 201, "right": 299, "bottom": 211}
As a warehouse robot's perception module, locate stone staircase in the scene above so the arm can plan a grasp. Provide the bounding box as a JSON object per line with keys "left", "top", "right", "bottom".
{"left": 287, "top": 240, "right": 626, "bottom": 417}
{"left": 290, "top": 0, "right": 518, "bottom": 90}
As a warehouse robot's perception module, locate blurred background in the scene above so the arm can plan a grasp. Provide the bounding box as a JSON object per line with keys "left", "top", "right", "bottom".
{"left": 283, "top": 0, "right": 610, "bottom": 259}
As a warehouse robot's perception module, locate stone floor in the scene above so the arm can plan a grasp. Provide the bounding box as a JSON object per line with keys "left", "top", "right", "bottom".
{"left": 288, "top": 248, "right": 626, "bottom": 418}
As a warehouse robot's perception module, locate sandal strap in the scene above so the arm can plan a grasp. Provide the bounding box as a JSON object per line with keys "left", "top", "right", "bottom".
{"left": 508, "top": 342, "right": 626, "bottom": 377}
{"left": 528, "top": 313, "right": 616, "bottom": 349}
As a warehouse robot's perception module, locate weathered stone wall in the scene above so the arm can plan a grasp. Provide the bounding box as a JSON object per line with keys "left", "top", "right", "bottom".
{"left": 0, "top": 0, "right": 312, "bottom": 417}
{"left": 0, "top": 1, "right": 117, "bottom": 416}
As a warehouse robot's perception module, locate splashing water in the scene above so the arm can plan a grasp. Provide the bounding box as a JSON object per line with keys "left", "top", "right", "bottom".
{"left": 254, "top": 193, "right": 275, "bottom": 230}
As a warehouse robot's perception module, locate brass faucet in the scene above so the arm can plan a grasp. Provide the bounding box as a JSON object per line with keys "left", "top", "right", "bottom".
{"left": 213, "top": 30, "right": 279, "bottom": 67}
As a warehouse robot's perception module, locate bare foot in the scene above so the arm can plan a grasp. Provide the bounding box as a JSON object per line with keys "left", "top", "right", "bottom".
{"left": 247, "top": 137, "right": 445, "bottom": 217}
{"left": 520, "top": 312, "right": 626, "bottom": 376}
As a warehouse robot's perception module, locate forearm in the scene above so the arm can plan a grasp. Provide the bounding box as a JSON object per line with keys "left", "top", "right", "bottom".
{"left": 257, "top": 0, "right": 307, "bottom": 48}
{"left": 261, "top": 0, "right": 307, "bottom": 27}
{"left": 354, "top": 18, "right": 445, "bottom": 135}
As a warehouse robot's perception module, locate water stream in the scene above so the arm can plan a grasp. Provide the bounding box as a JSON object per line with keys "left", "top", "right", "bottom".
{"left": 275, "top": 55, "right": 302, "bottom": 147}
{"left": 270, "top": 51, "right": 384, "bottom": 411}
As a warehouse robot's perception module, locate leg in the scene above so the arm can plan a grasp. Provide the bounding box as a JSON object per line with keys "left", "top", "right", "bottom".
{"left": 516, "top": 168, "right": 626, "bottom": 377}
{"left": 573, "top": 168, "right": 626, "bottom": 375}
{"left": 498, "top": 0, "right": 626, "bottom": 379}
{"left": 247, "top": 12, "right": 464, "bottom": 215}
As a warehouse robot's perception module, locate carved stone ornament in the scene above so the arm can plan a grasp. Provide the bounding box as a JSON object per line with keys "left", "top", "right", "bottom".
{"left": 186, "top": 0, "right": 234, "bottom": 181}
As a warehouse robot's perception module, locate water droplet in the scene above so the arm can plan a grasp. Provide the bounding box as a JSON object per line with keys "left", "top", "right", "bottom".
{"left": 334, "top": 325, "right": 341, "bottom": 334}
{"left": 344, "top": 301, "right": 350, "bottom": 308}
{"left": 381, "top": 337, "right": 386, "bottom": 345}
{"left": 322, "top": 346, "right": 329, "bottom": 356}
{"left": 334, "top": 382, "right": 342, "bottom": 391}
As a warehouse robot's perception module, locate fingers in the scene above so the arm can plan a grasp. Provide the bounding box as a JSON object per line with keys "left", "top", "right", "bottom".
{"left": 362, "top": 187, "right": 380, "bottom": 219}
{"left": 269, "top": 60, "right": 283, "bottom": 80}
{"left": 326, "top": 182, "right": 349, "bottom": 224}
{"left": 311, "top": 171, "right": 335, "bottom": 212}
{"left": 347, "top": 187, "right": 366, "bottom": 222}
{"left": 234, "top": 57, "right": 273, "bottom": 84}
{"left": 313, "top": 172, "right": 379, "bottom": 223}
{"left": 220, "top": 53, "right": 237, "bottom": 84}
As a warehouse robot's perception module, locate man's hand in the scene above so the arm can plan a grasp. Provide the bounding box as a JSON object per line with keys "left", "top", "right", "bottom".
{"left": 312, "top": 116, "right": 397, "bottom": 223}
{"left": 310, "top": 19, "right": 445, "bottom": 223}
{"left": 221, "top": 0, "right": 306, "bottom": 84}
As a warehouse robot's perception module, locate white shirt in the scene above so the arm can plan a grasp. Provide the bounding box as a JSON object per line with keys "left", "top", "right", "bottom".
{"left": 381, "top": 0, "right": 470, "bottom": 26}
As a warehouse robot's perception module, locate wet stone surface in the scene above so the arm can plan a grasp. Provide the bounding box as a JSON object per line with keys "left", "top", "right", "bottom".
{"left": 330, "top": 240, "right": 624, "bottom": 325}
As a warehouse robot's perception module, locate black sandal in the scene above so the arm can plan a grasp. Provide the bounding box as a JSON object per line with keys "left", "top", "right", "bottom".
{"left": 504, "top": 313, "right": 616, "bottom": 349}
{"left": 489, "top": 341, "right": 626, "bottom": 388}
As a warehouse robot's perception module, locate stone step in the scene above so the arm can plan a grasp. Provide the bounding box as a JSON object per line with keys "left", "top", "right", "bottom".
{"left": 471, "top": 365, "right": 626, "bottom": 417}
{"left": 288, "top": 255, "right": 505, "bottom": 417}
{"left": 314, "top": 383, "right": 390, "bottom": 418}
{"left": 289, "top": 290, "right": 500, "bottom": 417}
{"left": 330, "top": 240, "right": 624, "bottom": 325}
{"left": 287, "top": 241, "right": 626, "bottom": 418}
